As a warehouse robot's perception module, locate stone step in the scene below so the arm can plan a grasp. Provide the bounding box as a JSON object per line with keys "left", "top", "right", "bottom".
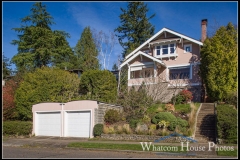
{"left": 195, "top": 137, "right": 215, "bottom": 140}
{"left": 197, "top": 117, "right": 215, "bottom": 119}
{"left": 198, "top": 112, "right": 215, "bottom": 115}
{"left": 195, "top": 128, "right": 215, "bottom": 131}
{"left": 200, "top": 110, "right": 214, "bottom": 112}
{"left": 195, "top": 132, "right": 215, "bottom": 135}
{"left": 195, "top": 131, "right": 215, "bottom": 134}
{"left": 197, "top": 120, "right": 215, "bottom": 126}
{"left": 195, "top": 133, "right": 215, "bottom": 136}
{"left": 196, "top": 121, "right": 215, "bottom": 124}
{"left": 196, "top": 124, "right": 215, "bottom": 127}
{"left": 196, "top": 123, "right": 215, "bottom": 126}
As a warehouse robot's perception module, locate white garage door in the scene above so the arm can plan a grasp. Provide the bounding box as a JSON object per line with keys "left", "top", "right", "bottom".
{"left": 66, "top": 111, "right": 90, "bottom": 137}
{"left": 36, "top": 112, "right": 61, "bottom": 136}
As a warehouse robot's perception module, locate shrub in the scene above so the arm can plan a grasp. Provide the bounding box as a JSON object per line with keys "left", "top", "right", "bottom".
{"left": 79, "top": 70, "right": 117, "bottom": 103}
{"left": 152, "top": 112, "right": 189, "bottom": 131}
{"left": 135, "top": 123, "right": 148, "bottom": 135}
{"left": 180, "top": 90, "right": 193, "bottom": 103}
{"left": 151, "top": 112, "right": 177, "bottom": 131}
{"left": 172, "top": 90, "right": 193, "bottom": 104}
{"left": 108, "top": 126, "right": 115, "bottom": 134}
{"left": 113, "top": 125, "right": 124, "bottom": 134}
{"left": 146, "top": 104, "right": 159, "bottom": 114}
{"left": 158, "top": 120, "right": 170, "bottom": 129}
{"left": 142, "top": 115, "right": 151, "bottom": 123}
{"left": 103, "top": 125, "right": 109, "bottom": 134}
{"left": 129, "top": 119, "right": 141, "bottom": 129}
{"left": 172, "top": 94, "right": 185, "bottom": 105}
{"left": 93, "top": 124, "right": 103, "bottom": 137}
{"left": 224, "top": 91, "right": 237, "bottom": 107}
{"left": 176, "top": 117, "right": 189, "bottom": 132}
{"left": 122, "top": 124, "right": 131, "bottom": 134}
{"left": 148, "top": 124, "right": 157, "bottom": 135}
{"left": 151, "top": 112, "right": 176, "bottom": 124}
{"left": 15, "top": 67, "right": 80, "bottom": 121}
{"left": 158, "top": 130, "right": 169, "bottom": 136}
{"left": 165, "top": 104, "right": 175, "bottom": 112}
{"left": 104, "top": 109, "right": 120, "bottom": 124}
{"left": 149, "top": 124, "right": 157, "bottom": 130}
{"left": 3, "top": 121, "right": 32, "bottom": 136}
{"left": 217, "top": 104, "right": 237, "bottom": 143}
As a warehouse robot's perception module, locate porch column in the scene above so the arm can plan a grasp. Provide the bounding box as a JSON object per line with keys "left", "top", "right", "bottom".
{"left": 128, "top": 65, "right": 130, "bottom": 80}
{"left": 154, "top": 61, "right": 157, "bottom": 77}
{"left": 166, "top": 67, "right": 169, "bottom": 81}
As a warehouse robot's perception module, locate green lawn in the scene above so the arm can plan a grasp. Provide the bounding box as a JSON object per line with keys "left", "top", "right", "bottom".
{"left": 174, "top": 104, "right": 191, "bottom": 114}
{"left": 67, "top": 142, "right": 187, "bottom": 153}
{"left": 217, "top": 150, "right": 238, "bottom": 157}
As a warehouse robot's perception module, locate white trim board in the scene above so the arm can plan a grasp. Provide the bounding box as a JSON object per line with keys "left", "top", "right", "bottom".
{"left": 124, "top": 28, "right": 203, "bottom": 61}
{"left": 120, "top": 51, "right": 166, "bottom": 68}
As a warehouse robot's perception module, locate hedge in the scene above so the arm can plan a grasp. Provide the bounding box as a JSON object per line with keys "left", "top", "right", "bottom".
{"left": 3, "top": 121, "right": 32, "bottom": 136}
{"left": 217, "top": 104, "right": 237, "bottom": 143}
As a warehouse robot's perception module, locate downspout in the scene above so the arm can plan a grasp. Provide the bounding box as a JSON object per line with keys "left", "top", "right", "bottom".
{"left": 60, "top": 103, "right": 65, "bottom": 137}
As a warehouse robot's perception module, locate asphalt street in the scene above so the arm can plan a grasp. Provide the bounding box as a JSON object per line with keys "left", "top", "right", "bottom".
{"left": 3, "top": 146, "right": 192, "bottom": 159}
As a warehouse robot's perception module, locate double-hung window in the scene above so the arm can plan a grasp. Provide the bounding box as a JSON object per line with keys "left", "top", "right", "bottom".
{"left": 156, "top": 46, "right": 161, "bottom": 56}
{"left": 155, "top": 43, "right": 176, "bottom": 57}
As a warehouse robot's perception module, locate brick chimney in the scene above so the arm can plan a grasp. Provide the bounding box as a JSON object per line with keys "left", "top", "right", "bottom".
{"left": 201, "top": 19, "right": 207, "bottom": 42}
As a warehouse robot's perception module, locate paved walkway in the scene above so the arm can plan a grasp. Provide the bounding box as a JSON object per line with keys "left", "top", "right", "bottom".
{"left": 3, "top": 136, "right": 237, "bottom": 158}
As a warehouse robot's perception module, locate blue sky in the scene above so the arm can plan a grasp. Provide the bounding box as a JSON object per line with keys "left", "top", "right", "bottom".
{"left": 2, "top": 1, "right": 238, "bottom": 71}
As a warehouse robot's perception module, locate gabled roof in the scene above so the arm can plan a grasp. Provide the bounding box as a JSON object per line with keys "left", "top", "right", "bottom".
{"left": 124, "top": 28, "right": 203, "bottom": 61}
{"left": 120, "top": 51, "right": 166, "bottom": 68}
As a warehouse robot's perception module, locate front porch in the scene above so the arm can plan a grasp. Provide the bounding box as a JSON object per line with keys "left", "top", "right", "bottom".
{"left": 128, "top": 61, "right": 166, "bottom": 86}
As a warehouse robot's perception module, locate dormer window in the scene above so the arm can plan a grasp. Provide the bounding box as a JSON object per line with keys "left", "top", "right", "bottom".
{"left": 155, "top": 43, "right": 176, "bottom": 58}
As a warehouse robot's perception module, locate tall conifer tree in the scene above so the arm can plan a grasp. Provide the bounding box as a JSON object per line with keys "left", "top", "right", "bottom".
{"left": 11, "top": 2, "right": 75, "bottom": 71}
{"left": 115, "top": 2, "right": 155, "bottom": 58}
{"left": 74, "top": 26, "right": 100, "bottom": 71}
{"left": 199, "top": 22, "right": 237, "bottom": 101}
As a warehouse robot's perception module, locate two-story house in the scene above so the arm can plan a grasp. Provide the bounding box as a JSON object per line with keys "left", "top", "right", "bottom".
{"left": 119, "top": 19, "right": 208, "bottom": 102}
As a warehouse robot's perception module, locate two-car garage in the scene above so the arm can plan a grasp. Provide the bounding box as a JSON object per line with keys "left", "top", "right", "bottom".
{"left": 32, "top": 101, "right": 98, "bottom": 138}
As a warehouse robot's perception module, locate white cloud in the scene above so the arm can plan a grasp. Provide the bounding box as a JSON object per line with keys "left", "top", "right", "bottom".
{"left": 67, "top": 3, "right": 115, "bottom": 33}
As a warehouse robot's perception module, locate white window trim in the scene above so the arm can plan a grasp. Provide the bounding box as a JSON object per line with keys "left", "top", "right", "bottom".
{"left": 168, "top": 65, "right": 192, "bottom": 80}
{"left": 155, "top": 42, "right": 176, "bottom": 58}
{"left": 184, "top": 44, "right": 192, "bottom": 53}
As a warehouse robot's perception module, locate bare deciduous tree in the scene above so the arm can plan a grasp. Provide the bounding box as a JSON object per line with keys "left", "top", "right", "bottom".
{"left": 123, "top": 72, "right": 190, "bottom": 105}
{"left": 92, "top": 29, "right": 117, "bottom": 70}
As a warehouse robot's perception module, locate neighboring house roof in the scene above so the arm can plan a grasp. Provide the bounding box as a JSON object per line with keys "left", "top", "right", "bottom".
{"left": 124, "top": 27, "right": 203, "bottom": 61}
{"left": 68, "top": 69, "right": 83, "bottom": 72}
{"left": 120, "top": 51, "right": 166, "bottom": 68}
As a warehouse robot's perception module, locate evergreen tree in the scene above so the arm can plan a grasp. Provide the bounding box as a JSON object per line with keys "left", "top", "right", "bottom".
{"left": 11, "top": 2, "right": 75, "bottom": 71}
{"left": 2, "top": 54, "right": 12, "bottom": 79}
{"left": 115, "top": 2, "right": 155, "bottom": 58}
{"left": 74, "top": 26, "right": 100, "bottom": 71}
{"left": 79, "top": 70, "right": 117, "bottom": 103}
{"left": 199, "top": 22, "right": 237, "bottom": 101}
